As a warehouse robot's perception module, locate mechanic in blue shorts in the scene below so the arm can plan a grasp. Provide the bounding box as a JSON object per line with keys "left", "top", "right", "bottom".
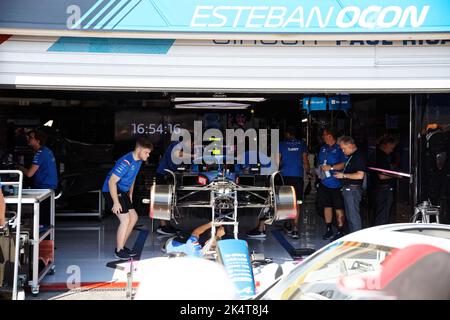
{"left": 102, "top": 137, "right": 153, "bottom": 260}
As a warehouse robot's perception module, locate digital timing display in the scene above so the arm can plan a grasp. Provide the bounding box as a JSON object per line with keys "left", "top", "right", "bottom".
{"left": 115, "top": 110, "right": 195, "bottom": 144}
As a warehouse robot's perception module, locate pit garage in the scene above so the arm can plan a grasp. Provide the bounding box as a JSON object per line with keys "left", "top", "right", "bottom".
{"left": 0, "top": 0, "right": 450, "bottom": 300}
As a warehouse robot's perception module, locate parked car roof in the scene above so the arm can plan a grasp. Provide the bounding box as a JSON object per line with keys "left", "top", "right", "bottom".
{"left": 257, "top": 223, "right": 450, "bottom": 300}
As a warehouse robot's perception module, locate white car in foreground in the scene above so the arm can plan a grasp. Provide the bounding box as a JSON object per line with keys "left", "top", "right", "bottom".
{"left": 256, "top": 223, "right": 450, "bottom": 300}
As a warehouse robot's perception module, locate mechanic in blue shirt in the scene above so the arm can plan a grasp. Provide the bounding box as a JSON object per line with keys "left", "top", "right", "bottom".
{"left": 102, "top": 137, "right": 153, "bottom": 260}
{"left": 240, "top": 150, "right": 275, "bottom": 176}
{"left": 155, "top": 140, "right": 185, "bottom": 236}
{"left": 0, "top": 178, "right": 5, "bottom": 228}
{"left": 317, "top": 127, "right": 347, "bottom": 241}
{"left": 247, "top": 127, "right": 310, "bottom": 240}
{"left": 156, "top": 140, "right": 180, "bottom": 177}
{"left": 333, "top": 136, "right": 366, "bottom": 234}
{"left": 18, "top": 130, "right": 58, "bottom": 190}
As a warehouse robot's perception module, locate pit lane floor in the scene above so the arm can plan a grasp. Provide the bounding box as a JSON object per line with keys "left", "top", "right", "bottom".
{"left": 26, "top": 195, "right": 333, "bottom": 300}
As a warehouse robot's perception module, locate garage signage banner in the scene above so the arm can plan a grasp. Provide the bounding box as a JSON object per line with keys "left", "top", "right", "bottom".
{"left": 0, "top": 0, "right": 449, "bottom": 33}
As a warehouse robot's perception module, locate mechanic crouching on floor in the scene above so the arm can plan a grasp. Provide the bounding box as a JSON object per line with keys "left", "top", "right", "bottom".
{"left": 334, "top": 136, "right": 367, "bottom": 234}
{"left": 102, "top": 137, "right": 153, "bottom": 260}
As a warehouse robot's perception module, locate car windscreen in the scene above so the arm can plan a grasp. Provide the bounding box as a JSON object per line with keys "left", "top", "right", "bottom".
{"left": 260, "top": 241, "right": 394, "bottom": 300}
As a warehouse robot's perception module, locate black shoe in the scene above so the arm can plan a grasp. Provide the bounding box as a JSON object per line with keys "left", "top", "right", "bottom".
{"left": 284, "top": 221, "right": 293, "bottom": 234}
{"left": 123, "top": 246, "right": 137, "bottom": 257}
{"left": 156, "top": 225, "right": 178, "bottom": 235}
{"left": 322, "top": 229, "right": 334, "bottom": 240}
{"left": 291, "top": 231, "right": 299, "bottom": 239}
{"left": 246, "top": 228, "right": 266, "bottom": 239}
{"left": 330, "top": 231, "right": 345, "bottom": 242}
{"left": 114, "top": 249, "right": 131, "bottom": 260}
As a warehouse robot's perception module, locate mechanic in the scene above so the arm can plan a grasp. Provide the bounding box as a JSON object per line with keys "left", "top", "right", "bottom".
{"left": 280, "top": 126, "right": 311, "bottom": 239}
{"left": 17, "top": 130, "right": 58, "bottom": 190}
{"left": 240, "top": 149, "right": 275, "bottom": 175}
{"left": 102, "top": 137, "right": 153, "bottom": 260}
{"left": 334, "top": 136, "right": 366, "bottom": 234}
{"left": 164, "top": 222, "right": 225, "bottom": 257}
{"left": 373, "top": 135, "right": 399, "bottom": 226}
{"left": 421, "top": 124, "right": 450, "bottom": 224}
{"left": 17, "top": 129, "right": 58, "bottom": 227}
{"left": 279, "top": 126, "right": 310, "bottom": 239}
{"left": 247, "top": 126, "right": 310, "bottom": 239}
{"left": 317, "top": 127, "right": 347, "bottom": 241}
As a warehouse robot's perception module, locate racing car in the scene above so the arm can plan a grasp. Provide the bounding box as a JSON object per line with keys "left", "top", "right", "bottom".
{"left": 144, "top": 153, "right": 298, "bottom": 246}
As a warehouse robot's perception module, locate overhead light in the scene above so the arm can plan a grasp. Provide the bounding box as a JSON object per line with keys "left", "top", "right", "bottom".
{"left": 172, "top": 97, "right": 266, "bottom": 102}
{"left": 44, "top": 120, "right": 54, "bottom": 127}
{"left": 174, "top": 102, "right": 250, "bottom": 110}
{"left": 301, "top": 118, "right": 308, "bottom": 123}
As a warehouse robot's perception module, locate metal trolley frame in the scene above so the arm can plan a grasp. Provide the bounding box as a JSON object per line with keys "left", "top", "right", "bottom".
{"left": 1, "top": 170, "right": 56, "bottom": 298}
{"left": 0, "top": 170, "right": 24, "bottom": 300}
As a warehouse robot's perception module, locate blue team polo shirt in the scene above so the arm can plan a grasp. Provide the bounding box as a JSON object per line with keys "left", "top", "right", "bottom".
{"left": 32, "top": 146, "right": 58, "bottom": 189}
{"left": 279, "top": 139, "right": 308, "bottom": 177}
{"left": 318, "top": 143, "right": 347, "bottom": 188}
{"left": 102, "top": 152, "right": 142, "bottom": 193}
{"left": 166, "top": 235, "right": 202, "bottom": 258}
{"left": 157, "top": 141, "right": 180, "bottom": 175}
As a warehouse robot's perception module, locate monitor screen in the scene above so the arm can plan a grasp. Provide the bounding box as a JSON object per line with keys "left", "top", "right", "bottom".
{"left": 115, "top": 110, "right": 197, "bottom": 142}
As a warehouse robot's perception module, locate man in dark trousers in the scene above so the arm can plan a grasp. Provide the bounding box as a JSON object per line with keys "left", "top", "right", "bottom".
{"left": 102, "top": 137, "right": 153, "bottom": 260}
{"left": 278, "top": 126, "right": 310, "bottom": 239}
{"left": 334, "top": 136, "right": 366, "bottom": 235}
{"left": 373, "top": 135, "right": 398, "bottom": 226}
{"left": 317, "top": 127, "right": 347, "bottom": 240}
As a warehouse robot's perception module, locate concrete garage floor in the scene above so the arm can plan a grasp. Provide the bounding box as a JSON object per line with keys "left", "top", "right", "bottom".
{"left": 27, "top": 191, "right": 410, "bottom": 300}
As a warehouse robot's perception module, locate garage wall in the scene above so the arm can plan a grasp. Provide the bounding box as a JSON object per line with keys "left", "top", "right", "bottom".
{"left": 1, "top": 36, "right": 450, "bottom": 92}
